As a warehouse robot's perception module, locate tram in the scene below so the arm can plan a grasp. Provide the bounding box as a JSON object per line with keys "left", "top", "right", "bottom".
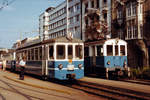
{"left": 10, "top": 36, "right": 84, "bottom": 80}
{"left": 84, "top": 39, "right": 129, "bottom": 78}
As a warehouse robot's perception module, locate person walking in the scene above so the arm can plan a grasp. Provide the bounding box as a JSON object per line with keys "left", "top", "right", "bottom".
{"left": 2, "top": 59, "right": 6, "bottom": 71}
{"left": 19, "top": 57, "right": 26, "bottom": 80}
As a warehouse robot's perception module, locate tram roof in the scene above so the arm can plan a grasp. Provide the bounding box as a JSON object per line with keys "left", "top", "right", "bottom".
{"left": 43, "top": 37, "right": 83, "bottom": 44}
{"left": 84, "top": 39, "right": 127, "bottom": 46}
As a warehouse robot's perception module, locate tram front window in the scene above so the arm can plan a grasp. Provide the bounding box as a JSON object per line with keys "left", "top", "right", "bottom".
{"left": 68, "top": 45, "right": 73, "bottom": 59}
{"left": 57, "top": 45, "right": 65, "bottom": 59}
{"left": 49, "top": 46, "right": 54, "bottom": 59}
{"left": 75, "top": 45, "right": 83, "bottom": 59}
{"left": 120, "top": 45, "right": 125, "bottom": 56}
{"left": 107, "top": 45, "right": 113, "bottom": 56}
{"left": 97, "top": 45, "right": 103, "bottom": 56}
{"left": 115, "top": 45, "right": 119, "bottom": 56}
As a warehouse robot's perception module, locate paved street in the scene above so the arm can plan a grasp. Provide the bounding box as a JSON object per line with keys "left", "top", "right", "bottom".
{"left": 0, "top": 71, "right": 100, "bottom": 100}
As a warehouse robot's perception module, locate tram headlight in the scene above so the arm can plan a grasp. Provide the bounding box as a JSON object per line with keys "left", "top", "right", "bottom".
{"left": 78, "top": 64, "right": 82, "bottom": 69}
{"left": 107, "top": 61, "right": 110, "bottom": 65}
{"left": 58, "top": 64, "right": 63, "bottom": 70}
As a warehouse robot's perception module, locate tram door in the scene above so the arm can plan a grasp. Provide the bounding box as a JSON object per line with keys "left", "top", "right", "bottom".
{"left": 42, "top": 45, "right": 48, "bottom": 76}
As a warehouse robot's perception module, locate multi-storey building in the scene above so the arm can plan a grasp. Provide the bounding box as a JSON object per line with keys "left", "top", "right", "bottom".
{"left": 112, "top": 0, "right": 149, "bottom": 68}
{"left": 39, "top": 7, "right": 54, "bottom": 40}
{"left": 68, "top": 0, "right": 81, "bottom": 39}
{"left": 82, "top": 0, "right": 112, "bottom": 41}
{"left": 39, "top": 0, "right": 81, "bottom": 40}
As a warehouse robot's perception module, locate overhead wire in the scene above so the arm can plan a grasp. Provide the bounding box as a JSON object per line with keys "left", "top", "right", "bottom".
{"left": 0, "top": 0, "right": 16, "bottom": 11}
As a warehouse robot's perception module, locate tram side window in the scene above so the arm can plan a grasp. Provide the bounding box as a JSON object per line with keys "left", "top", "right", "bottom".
{"left": 97, "top": 45, "right": 103, "bottom": 56}
{"left": 115, "top": 45, "right": 119, "bottom": 56}
{"left": 31, "top": 49, "right": 34, "bottom": 60}
{"left": 28, "top": 50, "right": 31, "bottom": 60}
{"left": 68, "top": 45, "right": 73, "bottom": 59}
{"left": 39, "top": 47, "right": 42, "bottom": 60}
{"left": 75, "top": 45, "right": 83, "bottom": 59}
{"left": 57, "top": 45, "right": 65, "bottom": 59}
{"left": 84, "top": 47, "right": 89, "bottom": 57}
{"left": 35, "top": 48, "right": 38, "bottom": 60}
{"left": 49, "top": 46, "right": 54, "bottom": 59}
{"left": 120, "top": 45, "right": 125, "bottom": 56}
{"left": 107, "top": 45, "right": 113, "bottom": 56}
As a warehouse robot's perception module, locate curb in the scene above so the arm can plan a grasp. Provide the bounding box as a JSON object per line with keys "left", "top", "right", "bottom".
{"left": 4, "top": 76, "right": 71, "bottom": 95}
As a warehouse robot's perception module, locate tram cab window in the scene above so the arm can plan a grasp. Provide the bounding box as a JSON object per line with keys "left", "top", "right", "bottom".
{"left": 75, "top": 45, "right": 83, "bottom": 59}
{"left": 120, "top": 45, "right": 125, "bottom": 56}
{"left": 84, "top": 47, "right": 89, "bottom": 57}
{"left": 115, "top": 45, "right": 119, "bottom": 56}
{"left": 49, "top": 46, "right": 54, "bottom": 59}
{"left": 97, "top": 45, "right": 103, "bottom": 56}
{"left": 68, "top": 45, "right": 73, "bottom": 59}
{"left": 107, "top": 45, "right": 113, "bottom": 56}
{"left": 57, "top": 45, "right": 65, "bottom": 59}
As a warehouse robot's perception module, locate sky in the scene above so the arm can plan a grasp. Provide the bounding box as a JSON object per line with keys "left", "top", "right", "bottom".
{"left": 0, "top": 0, "right": 65, "bottom": 48}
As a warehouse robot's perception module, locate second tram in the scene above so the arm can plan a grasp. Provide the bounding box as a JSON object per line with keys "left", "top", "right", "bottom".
{"left": 84, "top": 39, "right": 129, "bottom": 78}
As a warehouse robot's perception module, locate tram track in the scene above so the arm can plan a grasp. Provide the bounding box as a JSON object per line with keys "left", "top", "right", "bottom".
{"left": 118, "top": 79, "right": 150, "bottom": 86}
{"left": 65, "top": 80, "right": 150, "bottom": 100}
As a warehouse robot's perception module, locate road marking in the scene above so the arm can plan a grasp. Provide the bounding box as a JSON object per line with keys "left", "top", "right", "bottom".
{"left": 4, "top": 76, "right": 71, "bottom": 95}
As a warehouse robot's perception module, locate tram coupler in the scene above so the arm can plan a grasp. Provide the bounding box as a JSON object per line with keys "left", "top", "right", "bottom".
{"left": 67, "top": 74, "right": 76, "bottom": 79}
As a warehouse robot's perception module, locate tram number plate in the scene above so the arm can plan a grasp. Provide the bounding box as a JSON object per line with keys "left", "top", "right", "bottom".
{"left": 67, "top": 65, "right": 74, "bottom": 71}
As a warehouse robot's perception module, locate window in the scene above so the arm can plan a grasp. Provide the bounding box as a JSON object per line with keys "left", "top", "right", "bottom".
{"left": 75, "top": 45, "right": 83, "bottom": 59}
{"left": 68, "top": 45, "right": 73, "bottom": 59}
{"left": 120, "top": 45, "right": 125, "bottom": 56}
{"left": 115, "top": 45, "right": 119, "bottom": 56}
{"left": 91, "top": 1, "right": 94, "bottom": 8}
{"left": 75, "top": 15, "right": 79, "bottom": 22}
{"left": 107, "top": 45, "right": 113, "bottom": 56}
{"left": 97, "top": 45, "right": 103, "bottom": 56}
{"left": 31, "top": 49, "right": 34, "bottom": 60}
{"left": 132, "top": 5, "right": 136, "bottom": 16}
{"left": 49, "top": 46, "right": 54, "bottom": 59}
{"left": 35, "top": 48, "right": 38, "bottom": 60}
{"left": 39, "top": 47, "right": 42, "bottom": 60}
{"left": 28, "top": 50, "right": 31, "bottom": 60}
{"left": 97, "top": 0, "right": 99, "bottom": 8}
{"left": 75, "top": 3, "right": 80, "bottom": 11}
{"left": 84, "top": 47, "right": 89, "bottom": 57}
{"left": 57, "top": 45, "right": 65, "bottom": 59}
{"left": 127, "top": 26, "right": 132, "bottom": 38}
{"left": 85, "top": 3, "right": 88, "bottom": 13}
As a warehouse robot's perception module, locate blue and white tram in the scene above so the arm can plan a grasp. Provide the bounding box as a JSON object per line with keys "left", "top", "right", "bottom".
{"left": 14, "top": 37, "right": 84, "bottom": 80}
{"left": 84, "top": 39, "right": 129, "bottom": 78}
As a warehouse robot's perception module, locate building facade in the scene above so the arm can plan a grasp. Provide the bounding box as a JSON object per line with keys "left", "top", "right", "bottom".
{"left": 112, "top": 0, "right": 149, "bottom": 68}
{"left": 82, "top": 0, "right": 112, "bottom": 41}
{"left": 39, "top": 0, "right": 82, "bottom": 40}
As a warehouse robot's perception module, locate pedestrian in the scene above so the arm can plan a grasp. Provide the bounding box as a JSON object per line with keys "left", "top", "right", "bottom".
{"left": 19, "top": 57, "right": 26, "bottom": 80}
{"left": 2, "top": 59, "right": 6, "bottom": 71}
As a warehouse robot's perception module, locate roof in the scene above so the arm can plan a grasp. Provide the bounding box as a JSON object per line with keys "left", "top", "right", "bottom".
{"left": 43, "top": 37, "right": 83, "bottom": 44}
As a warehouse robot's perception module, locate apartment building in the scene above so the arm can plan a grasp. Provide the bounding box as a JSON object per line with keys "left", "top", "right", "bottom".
{"left": 39, "top": 0, "right": 81, "bottom": 40}
{"left": 111, "top": 0, "right": 149, "bottom": 67}
{"left": 82, "top": 0, "right": 112, "bottom": 41}
{"left": 68, "top": 0, "right": 81, "bottom": 39}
